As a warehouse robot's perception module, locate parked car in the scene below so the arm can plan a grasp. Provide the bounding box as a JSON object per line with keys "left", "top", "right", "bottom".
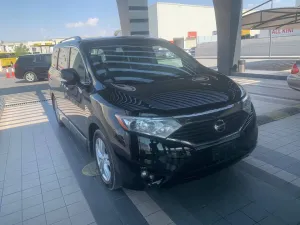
{"left": 49, "top": 36, "right": 258, "bottom": 190}
{"left": 15, "top": 54, "right": 51, "bottom": 82}
{"left": 287, "top": 62, "right": 300, "bottom": 91}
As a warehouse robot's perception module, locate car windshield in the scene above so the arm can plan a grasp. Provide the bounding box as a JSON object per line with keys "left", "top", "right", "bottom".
{"left": 85, "top": 39, "right": 208, "bottom": 82}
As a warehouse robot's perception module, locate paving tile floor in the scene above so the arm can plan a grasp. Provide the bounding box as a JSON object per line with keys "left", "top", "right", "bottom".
{"left": 0, "top": 100, "right": 96, "bottom": 225}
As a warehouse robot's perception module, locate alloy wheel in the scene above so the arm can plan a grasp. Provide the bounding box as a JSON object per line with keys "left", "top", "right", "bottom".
{"left": 25, "top": 72, "right": 36, "bottom": 82}
{"left": 95, "top": 137, "right": 111, "bottom": 183}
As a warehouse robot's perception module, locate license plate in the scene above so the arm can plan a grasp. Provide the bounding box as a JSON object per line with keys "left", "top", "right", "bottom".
{"left": 212, "top": 142, "right": 235, "bottom": 162}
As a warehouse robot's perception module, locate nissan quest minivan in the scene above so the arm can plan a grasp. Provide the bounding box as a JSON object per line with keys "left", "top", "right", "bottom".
{"left": 49, "top": 36, "right": 258, "bottom": 190}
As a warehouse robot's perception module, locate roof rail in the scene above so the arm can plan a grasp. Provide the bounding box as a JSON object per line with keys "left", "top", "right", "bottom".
{"left": 60, "top": 36, "right": 81, "bottom": 43}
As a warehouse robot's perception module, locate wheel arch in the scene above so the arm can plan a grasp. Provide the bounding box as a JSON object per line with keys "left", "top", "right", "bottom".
{"left": 88, "top": 116, "right": 105, "bottom": 156}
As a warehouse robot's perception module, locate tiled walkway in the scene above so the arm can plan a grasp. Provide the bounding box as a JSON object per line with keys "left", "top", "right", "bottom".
{"left": 0, "top": 99, "right": 96, "bottom": 225}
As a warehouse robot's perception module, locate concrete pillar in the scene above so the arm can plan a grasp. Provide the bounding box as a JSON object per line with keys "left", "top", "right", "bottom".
{"left": 116, "top": 0, "right": 149, "bottom": 36}
{"left": 213, "top": 0, "right": 242, "bottom": 75}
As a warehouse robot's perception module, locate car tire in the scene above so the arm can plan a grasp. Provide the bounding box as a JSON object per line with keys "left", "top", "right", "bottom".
{"left": 93, "top": 129, "right": 121, "bottom": 190}
{"left": 24, "top": 71, "right": 37, "bottom": 82}
{"left": 52, "top": 96, "right": 64, "bottom": 127}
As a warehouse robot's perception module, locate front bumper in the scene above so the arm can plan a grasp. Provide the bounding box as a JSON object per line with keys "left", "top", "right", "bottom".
{"left": 115, "top": 110, "right": 258, "bottom": 188}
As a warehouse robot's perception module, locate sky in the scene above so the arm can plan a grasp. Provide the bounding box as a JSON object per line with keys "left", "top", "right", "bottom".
{"left": 0, "top": 0, "right": 296, "bottom": 42}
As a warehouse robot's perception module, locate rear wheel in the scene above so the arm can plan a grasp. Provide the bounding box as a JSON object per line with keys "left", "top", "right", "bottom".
{"left": 52, "top": 96, "right": 63, "bottom": 126}
{"left": 93, "top": 129, "right": 121, "bottom": 190}
{"left": 24, "top": 71, "right": 37, "bottom": 82}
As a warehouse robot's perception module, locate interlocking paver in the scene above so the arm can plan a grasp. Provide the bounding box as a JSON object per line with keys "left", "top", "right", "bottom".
{"left": 0, "top": 210, "right": 22, "bottom": 225}
{"left": 0, "top": 200, "right": 22, "bottom": 217}
{"left": 45, "top": 207, "right": 69, "bottom": 225}
{"left": 56, "top": 169, "right": 73, "bottom": 180}
{"left": 40, "top": 174, "right": 57, "bottom": 185}
{"left": 3, "top": 184, "right": 22, "bottom": 196}
{"left": 22, "top": 178, "right": 41, "bottom": 190}
{"left": 38, "top": 167, "right": 56, "bottom": 177}
{"left": 58, "top": 176, "right": 77, "bottom": 188}
{"left": 225, "top": 211, "right": 255, "bottom": 225}
{"left": 22, "top": 194, "right": 43, "bottom": 209}
{"left": 22, "top": 172, "right": 39, "bottom": 182}
{"left": 70, "top": 210, "right": 95, "bottom": 225}
{"left": 22, "top": 203, "right": 45, "bottom": 221}
{"left": 42, "top": 189, "right": 62, "bottom": 202}
{"left": 63, "top": 191, "right": 85, "bottom": 205}
{"left": 274, "top": 170, "right": 298, "bottom": 182}
{"left": 1, "top": 192, "right": 22, "bottom": 206}
{"left": 22, "top": 186, "right": 41, "bottom": 199}
{"left": 23, "top": 214, "right": 47, "bottom": 225}
{"left": 44, "top": 197, "right": 66, "bottom": 213}
{"left": 189, "top": 206, "right": 221, "bottom": 225}
{"left": 51, "top": 218, "right": 72, "bottom": 225}
{"left": 145, "top": 210, "right": 173, "bottom": 225}
{"left": 241, "top": 203, "right": 269, "bottom": 222}
{"left": 66, "top": 201, "right": 89, "bottom": 217}
{"left": 61, "top": 183, "right": 80, "bottom": 196}
{"left": 259, "top": 215, "right": 287, "bottom": 225}
{"left": 41, "top": 180, "right": 60, "bottom": 193}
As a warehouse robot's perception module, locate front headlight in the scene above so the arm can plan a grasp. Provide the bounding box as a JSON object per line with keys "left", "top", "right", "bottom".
{"left": 115, "top": 115, "right": 181, "bottom": 138}
{"left": 242, "top": 94, "right": 252, "bottom": 114}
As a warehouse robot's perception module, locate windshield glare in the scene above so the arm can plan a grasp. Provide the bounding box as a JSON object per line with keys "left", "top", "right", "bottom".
{"left": 87, "top": 41, "right": 204, "bottom": 81}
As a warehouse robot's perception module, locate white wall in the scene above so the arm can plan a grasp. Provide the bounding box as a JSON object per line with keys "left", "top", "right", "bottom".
{"left": 153, "top": 3, "right": 216, "bottom": 41}
{"left": 149, "top": 4, "right": 158, "bottom": 38}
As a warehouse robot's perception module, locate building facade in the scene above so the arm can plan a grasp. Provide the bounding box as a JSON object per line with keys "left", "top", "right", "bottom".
{"left": 149, "top": 2, "right": 217, "bottom": 48}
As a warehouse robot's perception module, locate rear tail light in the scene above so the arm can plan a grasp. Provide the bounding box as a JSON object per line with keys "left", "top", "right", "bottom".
{"left": 291, "top": 63, "right": 299, "bottom": 74}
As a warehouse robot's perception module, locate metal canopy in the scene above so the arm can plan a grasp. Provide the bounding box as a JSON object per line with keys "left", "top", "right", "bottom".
{"left": 242, "top": 7, "right": 300, "bottom": 30}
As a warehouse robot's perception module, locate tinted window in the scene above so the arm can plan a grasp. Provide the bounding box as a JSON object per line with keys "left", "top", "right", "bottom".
{"left": 58, "top": 48, "right": 69, "bottom": 70}
{"left": 87, "top": 41, "right": 201, "bottom": 81}
{"left": 17, "top": 56, "right": 33, "bottom": 65}
{"left": 70, "top": 48, "right": 87, "bottom": 83}
{"left": 34, "top": 55, "right": 44, "bottom": 63}
{"left": 42, "top": 55, "right": 51, "bottom": 65}
{"left": 52, "top": 48, "right": 59, "bottom": 68}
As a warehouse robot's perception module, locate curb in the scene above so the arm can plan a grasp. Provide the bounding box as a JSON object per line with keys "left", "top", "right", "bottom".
{"left": 231, "top": 72, "right": 287, "bottom": 80}
{"left": 257, "top": 104, "right": 300, "bottom": 126}
{"left": 0, "top": 97, "right": 5, "bottom": 119}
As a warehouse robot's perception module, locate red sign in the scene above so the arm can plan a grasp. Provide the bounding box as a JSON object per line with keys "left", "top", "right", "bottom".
{"left": 188, "top": 31, "right": 197, "bottom": 38}
{"left": 272, "top": 29, "right": 294, "bottom": 34}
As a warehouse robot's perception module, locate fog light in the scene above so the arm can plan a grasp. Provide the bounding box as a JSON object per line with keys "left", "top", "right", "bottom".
{"left": 149, "top": 174, "right": 155, "bottom": 180}
{"left": 141, "top": 170, "right": 149, "bottom": 179}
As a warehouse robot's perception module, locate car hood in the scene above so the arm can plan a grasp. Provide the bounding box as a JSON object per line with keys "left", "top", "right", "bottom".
{"left": 99, "top": 73, "right": 242, "bottom": 115}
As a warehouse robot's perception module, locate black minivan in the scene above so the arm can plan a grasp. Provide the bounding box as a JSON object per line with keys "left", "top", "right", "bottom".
{"left": 49, "top": 36, "right": 258, "bottom": 190}
{"left": 15, "top": 54, "right": 51, "bottom": 82}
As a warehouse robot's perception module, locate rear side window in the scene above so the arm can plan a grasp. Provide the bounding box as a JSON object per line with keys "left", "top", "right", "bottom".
{"left": 52, "top": 49, "right": 59, "bottom": 68}
{"left": 42, "top": 55, "right": 51, "bottom": 65}
{"left": 17, "top": 56, "right": 33, "bottom": 65}
{"left": 58, "top": 48, "right": 70, "bottom": 70}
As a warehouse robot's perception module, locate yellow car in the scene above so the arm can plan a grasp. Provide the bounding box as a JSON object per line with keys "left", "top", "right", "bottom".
{"left": 0, "top": 52, "right": 17, "bottom": 68}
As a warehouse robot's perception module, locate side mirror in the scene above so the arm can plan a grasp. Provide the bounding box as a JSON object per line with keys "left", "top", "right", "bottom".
{"left": 61, "top": 69, "right": 78, "bottom": 85}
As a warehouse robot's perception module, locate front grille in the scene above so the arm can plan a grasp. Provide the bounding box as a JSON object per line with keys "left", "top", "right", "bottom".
{"left": 148, "top": 90, "right": 229, "bottom": 110}
{"left": 169, "top": 111, "right": 249, "bottom": 144}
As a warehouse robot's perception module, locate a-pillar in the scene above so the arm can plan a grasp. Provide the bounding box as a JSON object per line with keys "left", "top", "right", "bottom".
{"left": 213, "top": 0, "right": 243, "bottom": 75}
{"left": 116, "top": 0, "right": 149, "bottom": 36}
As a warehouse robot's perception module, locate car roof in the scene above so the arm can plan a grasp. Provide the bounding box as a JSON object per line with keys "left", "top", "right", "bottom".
{"left": 55, "top": 36, "right": 168, "bottom": 48}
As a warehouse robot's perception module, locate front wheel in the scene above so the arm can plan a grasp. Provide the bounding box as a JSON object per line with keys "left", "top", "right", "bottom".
{"left": 94, "top": 129, "right": 121, "bottom": 190}
{"left": 24, "top": 71, "right": 37, "bottom": 82}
